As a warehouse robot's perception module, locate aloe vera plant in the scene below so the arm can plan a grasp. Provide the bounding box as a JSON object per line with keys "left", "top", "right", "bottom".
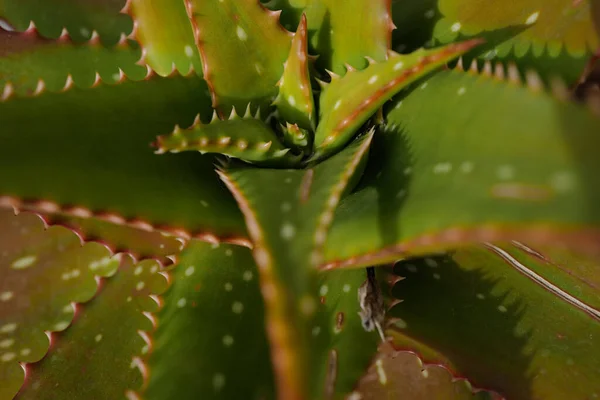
{"left": 1, "top": 0, "right": 600, "bottom": 399}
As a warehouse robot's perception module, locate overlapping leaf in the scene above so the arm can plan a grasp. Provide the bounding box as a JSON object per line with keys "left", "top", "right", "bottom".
{"left": 0, "top": 73, "right": 247, "bottom": 241}
{"left": 323, "top": 68, "right": 600, "bottom": 269}
{"left": 219, "top": 133, "right": 377, "bottom": 399}
{"left": 312, "top": 40, "right": 481, "bottom": 162}
{"left": 144, "top": 241, "right": 275, "bottom": 400}
{"left": 0, "top": 210, "right": 119, "bottom": 399}
{"left": 16, "top": 256, "right": 168, "bottom": 399}
{"left": 433, "top": 0, "right": 599, "bottom": 84}
{"left": 0, "top": 28, "right": 146, "bottom": 96}
{"left": 0, "top": 0, "right": 131, "bottom": 44}
{"left": 186, "top": 0, "right": 291, "bottom": 113}
{"left": 124, "top": 0, "right": 201, "bottom": 76}
{"left": 386, "top": 245, "right": 600, "bottom": 399}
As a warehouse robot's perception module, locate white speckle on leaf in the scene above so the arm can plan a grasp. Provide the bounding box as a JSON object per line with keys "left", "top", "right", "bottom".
{"left": 136, "top": 281, "right": 145, "bottom": 291}
{"left": 312, "top": 326, "right": 321, "bottom": 336}
{"left": 450, "top": 22, "right": 462, "bottom": 32}
{"left": 319, "top": 285, "right": 329, "bottom": 296}
{"left": 185, "top": 266, "right": 195, "bottom": 277}
{"left": 243, "top": 270, "right": 253, "bottom": 281}
{"left": 201, "top": 200, "right": 209, "bottom": 207}
{"left": 342, "top": 284, "right": 351, "bottom": 293}
{"left": 368, "top": 75, "right": 378, "bottom": 84}
{"left": 424, "top": 258, "right": 438, "bottom": 268}
{"left": 457, "top": 86, "right": 466, "bottom": 95}
{"left": 1, "top": 352, "right": 15, "bottom": 362}
{"left": 476, "top": 293, "right": 485, "bottom": 300}
{"left": 20, "top": 348, "right": 31, "bottom": 357}
{"left": 405, "top": 264, "right": 418, "bottom": 273}
{"left": 222, "top": 335, "right": 234, "bottom": 347}
{"left": 526, "top": 11, "right": 540, "bottom": 25}
{"left": 280, "top": 202, "right": 292, "bottom": 212}
{"left": 288, "top": 95, "right": 296, "bottom": 106}
{"left": 236, "top": 26, "right": 248, "bottom": 41}
{"left": 498, "top": 305, "right": 508, "bottom": 313}
{"left": 433, "top": 162, "right": 452, "bottom": 174}
{"left": 334, "top": 100, "right": 342, "bottom": 110}
{"left": 11, "top": 255, "right": 36, "bottom": 269}
{"left": 225, "top": 249, "right": 233, "bottom": 257}
{"left": 95, "top": 334, "right": 103, "bottom": 343}
{"left": 1, "top": 323, "right": 17, "bottom": 333}
{"left": 421, "top": 369, "right": 429, "bottom": 378}
{"left": 424, "top": 9, "right": 435, "bottom": 19}
{"left": 497, "top": 165, "right": 515, "bottom": 180}
{"left": 0, "top": 339, "right": 14, "bottom": 348}
{"left": 433, "top": 273, "right": 441, "bottom": 280}
{"left": 134, "top": 266, "right": 143, "bottom": 276}
{"left": 184, "top": 45, "right": 194, "bottom": 57}
{"left": 177, "top": 298, "right": 187, "bottom": 308}
{"left": 0, "top": 291, "right": 13, "bottom": 302}
{"left": 224, "top": 282, "right": 233, "bottom": 292}
{"left": 280, "top": 222, "right": 296, "bottom": 240}
{"left": 213, "top": 373, "right": 226, "bottom": 391}
{"left": 232, "top": 301, "right": 244, "bottom": 314}
{"left": 460, "top": 161, "right": 473, "bottom": 173}
{"left": 393, "top": 61, "right": 404, "bottom": 71}
{"left": 550, "top": 171, "right": 575, "bottom": 193}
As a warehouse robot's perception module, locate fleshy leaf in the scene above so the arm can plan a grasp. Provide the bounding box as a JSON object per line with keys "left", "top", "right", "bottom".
{"left": 144, "top": 240, "right": 275, "bottom": 400}
{"left": 0, "top": 73, "right": 247, "bottom": 242}
{"left": 273, "top": 14, "right": 315, "bottom": 131}
{"left": 433, "top": 0, "right": 600, "bottom": 84}
{"left": 186, "top": 0, "right": 292, "bottom": 113}
{"left": 124, "top": 0, "right": 201, "bottom": 76}
{"left": 156, "top": 109, "right": 301, "bottom": 167}
{"left": 262, "top": 0, "right": 393, "bottom": 74}
{"left": 323, "top": 67, "right": 600, "bottom": 269}
{"left": 0, "top": 0, "right": 132, "bottom": 44}
{"left": 352, "top": 343, "right": 497, "bottom": 400}
{"left": 312, "top": 40, "right": 481, "bottom": 162}
{"left": 386, "top": 245, "right": 600, "bottom": 399}
{"left": 16, "top": 256, "right": 168, "bottom": 398}
{"left": 218, "top": 132, "right": 375, "bottom": 399}
{"left": 0, "top": 27, "right": 146, "bottom": 97}
{"left": 0, "top": 210, "right": 119, "bottom": 399}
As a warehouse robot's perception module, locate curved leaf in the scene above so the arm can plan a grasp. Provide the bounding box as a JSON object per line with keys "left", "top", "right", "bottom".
{"left": 312, "top": 40, "right": 481, "bottom": 162}
{"left": 274, "top": 14, "right": 316, "bottom": 131}
{"left": 16, "top": 256, "right": 168, "bottom": 399}
{"left": 386, "top": 245, "right": 600, "bottom": 399}
{"left": 156, "top": 109, "right": 301, "bottom": 167}
{"left": 144, "top": 240, "right": 275, "bottom": 400}
{"left": 124, "top": 0, "right": 201, "bottom": 76}
{"left": 323, "top": 68, "right": 600, "bottom": 269}
{"left": 186, "top": 0, "right": 292, "bottom": 113}
{"left": 0, "top": 0, "right": 132, "bottom": 44}
{"left": 0, "top": 210, "right": 118, "bottom": 399}
{"left": 0, "top": 73, "right": 247, "bottom": 242}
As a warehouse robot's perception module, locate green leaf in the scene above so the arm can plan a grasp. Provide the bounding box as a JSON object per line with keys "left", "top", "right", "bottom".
{"left": 156, "top": 108, "right": 301, "bottom": 167}
{"left": 433, "top": 0, "right": 599, "bottom": 84}
{"left": 218, "top": 132, "right": 375, "bottom": 399}
{"left": 124, "top": 0, "right": 202, "bottom": 76}
{"left": 386, "top": 245, "right": 600, "bottom": 399}
{"left": 273, "top": 14, "right": 316, "bottom": 131}
{"left": 0, "top": 210, "right": 119, "bottom": 399}
{"left": 0, "top": 73, "right": 247, "bottom": 242}
{"left": 0, "top": 0, "right": 132, "bottom": 44}
{"left": 351, "top": 343, "right": 495, "bottom": 400}
{"left": 186, "top": 0, "right": 292, "bottom": 113}
{"left": 16, "top": 255, "right": 168, "bottom": 399}
{"left": 0, "top": 28, "right": 146, "bottom": 97}
{"left": 323, "top": 68, "right": 600, "bottom": 269}
{"left": 312, "top": 41, "right": 481, "bottom": 162}
{"left": 144, "top": 240, "right": 275, "bottom": 400}
{"left": 390, "top": 0, "right": 440, "bottom": 53}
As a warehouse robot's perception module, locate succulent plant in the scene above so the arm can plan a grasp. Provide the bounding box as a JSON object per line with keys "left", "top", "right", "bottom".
{"left": 1, "top": 0, "right": 600, "bottom": 399}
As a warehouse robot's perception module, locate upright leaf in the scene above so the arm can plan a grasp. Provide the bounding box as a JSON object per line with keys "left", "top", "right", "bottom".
{"left": 312, "top": 41, "right": 481, "bottom": 162}
{"left": 124, "top": 0, "right": 202, "bottom": 76}
{"left": 185, "top": 0, "right": 292, "bottom": 113}
{"left": 219, "top": 133, "right": 376, "bottom": 399}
